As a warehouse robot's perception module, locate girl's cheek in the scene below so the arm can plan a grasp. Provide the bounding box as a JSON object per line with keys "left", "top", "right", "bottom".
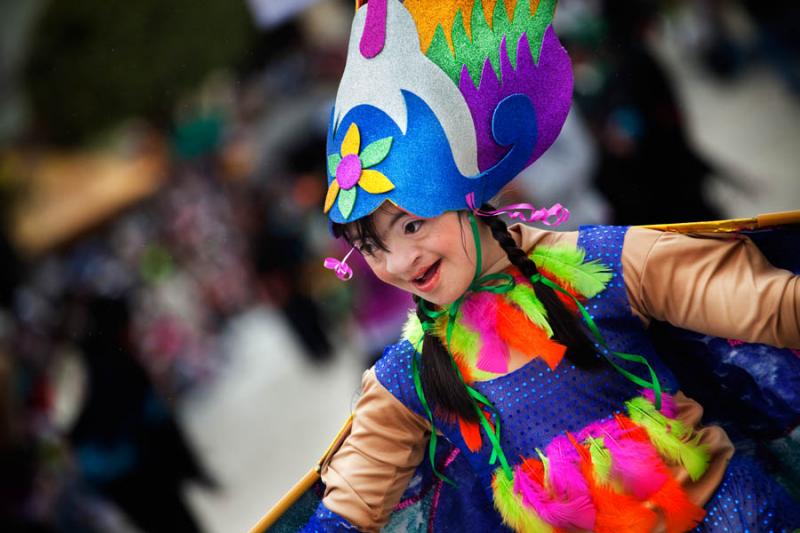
{"left": 365, "top": 259, "right": 396, "bottom": 286}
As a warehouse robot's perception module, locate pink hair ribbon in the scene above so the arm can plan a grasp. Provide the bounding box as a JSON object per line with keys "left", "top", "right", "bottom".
{"left": 465, "top": 192, "right": 570, "bottom": 226}
{"left": 324, "top": 247, "right": 355, "bottom": 281}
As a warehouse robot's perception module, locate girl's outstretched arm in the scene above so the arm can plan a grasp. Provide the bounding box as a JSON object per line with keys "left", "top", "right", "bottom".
{"left": 622, "top": 227, "right": 799, "bottom": 348}
{"left": 303, "top": 368, "right": 430, "bottom": 532}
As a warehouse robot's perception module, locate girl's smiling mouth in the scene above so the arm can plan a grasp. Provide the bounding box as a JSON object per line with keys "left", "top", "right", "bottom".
{"left": 412, "top": 260, "right": 442, "bottom": 292}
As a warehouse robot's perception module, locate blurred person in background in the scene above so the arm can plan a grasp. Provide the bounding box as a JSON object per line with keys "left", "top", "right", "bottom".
{"left": 511, "top": 107, "right": 610, "bottom": 230}
{"left": 66, "top": 294, "right": 213, "bottom": 533}
{"left": 559, "top": 0, "right": 726, "bottom": 225}
{"left": 252, "top": 134, "right": 335, "bottom": 362}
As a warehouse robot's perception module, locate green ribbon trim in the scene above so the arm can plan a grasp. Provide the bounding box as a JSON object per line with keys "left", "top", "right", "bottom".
{"left": 531, "top": 273, "right": 662, "bottom": 410}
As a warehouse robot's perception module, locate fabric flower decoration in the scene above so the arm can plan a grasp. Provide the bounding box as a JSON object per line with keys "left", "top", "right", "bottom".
{"left": 324, "top": 122, "right": 395, "bottom": 219}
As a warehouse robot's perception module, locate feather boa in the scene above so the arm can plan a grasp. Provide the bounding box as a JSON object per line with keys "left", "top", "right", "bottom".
{"left": 401, "top": 243, "right": 611, "bottom": 378}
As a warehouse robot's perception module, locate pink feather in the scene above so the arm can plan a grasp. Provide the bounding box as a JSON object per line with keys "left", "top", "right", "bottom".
{"left": 641, "top": 389, "right": 677, "bottom": 418}
{"left": 514, "top": 465, "right": 597, "bottom": 530}
{"left": 603, "top": 434, "right": 668, "bottom": 500}
{"left": 525, "top": 437, "right": 597, "bottom": 530}
{"left": 462, "top": 292, "right": 509, "bottom": 373}
{"left": 578, "top": 419, "right": 622, "bottom": 442}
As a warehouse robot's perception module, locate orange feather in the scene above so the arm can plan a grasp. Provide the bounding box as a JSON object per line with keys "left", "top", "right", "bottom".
{"left": 495, "top": 297, "right": 566, "bottom": 370}
{"left": 614, "top": 414, "right": 651, "bottom": 442}
{"left": 457, "top": 408, "right": 494, "bottom": 452}
{"left": 458, "top": 417, "right": 483, "bottom": 452}
{"left": 647, "top": 474, "right": 706, "bottom": 532}
{"left": 538, "top": 267, "right": 585, "bottom": 313}
{"left": 567, "top": 432, "right": 659, "bottom": 533}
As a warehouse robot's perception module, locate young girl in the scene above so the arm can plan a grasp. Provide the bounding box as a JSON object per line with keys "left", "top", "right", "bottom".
{"left": 302, "top": 0, "right": 800, "bottom": 531}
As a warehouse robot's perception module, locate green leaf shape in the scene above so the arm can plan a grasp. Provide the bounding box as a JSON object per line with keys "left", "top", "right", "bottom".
{"left": 530, "top": 244, "right": 612, "bottom": 298}
{"left": 426, "top": 24, "right": 461, "bottom": 83}
{"left": 327, "top": 153, "right": 342, "bottom": 176}
{"left": 452, "top": 9, "right": 483, "bottom": 86}
{"left": 525, "top": 0, "right": 556, "bottom": 65}
{"left": 626, "top": 396, "right": 710, "bottom": 481}
{"left": 359, "top": 136, "right": 393, "bottom": 168}
{"left": 492, "top": 0, "right": 510, "bottom": 40}
{"left": 422, "top": 0, "right": 558, "bottom": 88}
{"left": 470, "top": 0, "right": 501, "bottom": 80}
{"left": 506, "top": 283, "right": 552, "bottom": 337}
{"left": 337, "top": 187, "right": 357, "bottom": 219}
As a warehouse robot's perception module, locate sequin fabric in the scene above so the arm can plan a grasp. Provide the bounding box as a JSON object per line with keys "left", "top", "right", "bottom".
{"left": 300, "top": 504, "right": 360, "bottom": 532}
{"left": 693, "top": 455, "right": 800, "bottom": 532}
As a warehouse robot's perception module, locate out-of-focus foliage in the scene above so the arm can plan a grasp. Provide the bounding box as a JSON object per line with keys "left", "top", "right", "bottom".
{"left": 23, "top": 0, "right": 256, "bottom": 144}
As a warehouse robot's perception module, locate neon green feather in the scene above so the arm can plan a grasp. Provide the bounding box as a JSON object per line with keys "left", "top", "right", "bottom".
{"left": 534, "top": 447, "right": 550, "bottom": 489}
{"left": 400, "top": 241, "right": 611, "bottom": 382}
{"left": 586, "top": 436, "right": 612, "bottom": 484}
{"left": 492, "top": 469, "right": 554, "bottom": 533}
{"left": 530, "top": 245, "right": 612, "bottom": 298}
{"left": 506, "top": 283, "right": 553, "bottom": 337}
{"left": 401, "top": 309, "right": 496, "bottom": 380}
{"left": 626, "top": 397, "right": 710, "bottom": 481}
{"left": 438, "top": 315, "right": 496, "bottom": 381}
{"left": 401, "top": 310, "right": 424, "bottom": 350}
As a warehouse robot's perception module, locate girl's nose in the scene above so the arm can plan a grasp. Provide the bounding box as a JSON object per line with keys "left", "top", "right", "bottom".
{"left": 384, "top": 241, "right": 420, "bottom": 279}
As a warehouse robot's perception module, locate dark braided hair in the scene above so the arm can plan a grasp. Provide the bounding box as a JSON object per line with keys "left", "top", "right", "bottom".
{"left": 414, "top": 295, "right": 480, "bottom": 422}
{"left": 478, "top": 204, "right": 601, "bottom": 370}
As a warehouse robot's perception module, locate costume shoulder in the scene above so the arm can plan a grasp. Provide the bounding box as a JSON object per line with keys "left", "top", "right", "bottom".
{"left": 373, "top": 337, "right": 428, "bottom": 420}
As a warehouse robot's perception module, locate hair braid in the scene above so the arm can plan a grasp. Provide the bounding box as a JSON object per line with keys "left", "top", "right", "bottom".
{"left": 414, "top": 295, "right": 479, "bottom": 422}
{"left": 479, "top": 205, "right": 601, "bottom": 369}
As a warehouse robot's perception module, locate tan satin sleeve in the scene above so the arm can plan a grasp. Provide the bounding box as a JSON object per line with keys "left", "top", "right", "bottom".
{"left": 320, "top": 368, "right": 430, "bottom": 532}
{"left": 622, "top": 226, "right": 800, "bottom": 348}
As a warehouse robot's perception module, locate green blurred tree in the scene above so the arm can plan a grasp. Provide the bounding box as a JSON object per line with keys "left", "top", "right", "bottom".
{"left": 24, "top": 0, "right": 256, "bottom": 145}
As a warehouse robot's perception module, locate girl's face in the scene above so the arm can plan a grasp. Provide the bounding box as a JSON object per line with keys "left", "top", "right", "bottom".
{"left": 352, "top": 205, "right": 490, "bottom": 306}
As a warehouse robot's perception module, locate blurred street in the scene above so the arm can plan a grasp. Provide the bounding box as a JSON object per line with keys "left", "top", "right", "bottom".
{"left": 181, "top": 307, "right": 363, "bottom": 533}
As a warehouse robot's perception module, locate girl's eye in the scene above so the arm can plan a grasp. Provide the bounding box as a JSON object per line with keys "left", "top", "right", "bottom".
{"left": 404, "top": 220, "right": 423, "bottom": 234}
{"left": 358, "top": 241, "right": 376, "bottom": 256}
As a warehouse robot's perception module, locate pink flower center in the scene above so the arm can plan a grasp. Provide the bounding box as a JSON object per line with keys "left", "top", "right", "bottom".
{"left": 336, "top": 154, "right": 362, "bottom": 190}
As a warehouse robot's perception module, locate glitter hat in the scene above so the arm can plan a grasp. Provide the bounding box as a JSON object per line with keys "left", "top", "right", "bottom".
{"left": 323, "top": 0, "right": 573, "bottom": 223}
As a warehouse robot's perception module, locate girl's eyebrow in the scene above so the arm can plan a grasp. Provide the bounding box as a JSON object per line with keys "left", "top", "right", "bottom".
{"left": 387, "top": 211, "right": 406, "bottom": 232}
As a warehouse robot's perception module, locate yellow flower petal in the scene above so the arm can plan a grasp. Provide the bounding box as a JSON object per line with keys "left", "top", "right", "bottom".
{"left": 323, "top": 180, "right": 340, "bottom": 213}
{"left": 340, "top": 123, "right": 360, "bottom": 156}
{"left": 358, "top": 169, "right": 395, "bottom": 193}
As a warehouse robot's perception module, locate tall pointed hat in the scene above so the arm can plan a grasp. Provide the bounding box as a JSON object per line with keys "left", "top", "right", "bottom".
{"left": 324, "top": 0, "right": 573, "bottom": 223}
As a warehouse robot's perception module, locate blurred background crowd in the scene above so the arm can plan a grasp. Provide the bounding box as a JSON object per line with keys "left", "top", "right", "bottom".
{"left": 0, "top": 0, "right": 798, "bottom": 531}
